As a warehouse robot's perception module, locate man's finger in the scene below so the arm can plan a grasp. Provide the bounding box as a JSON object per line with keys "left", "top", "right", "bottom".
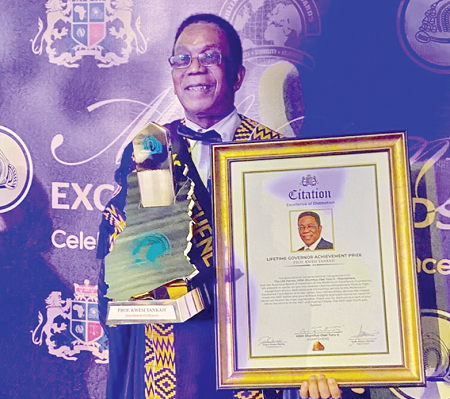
{"left": 308, "top": 375, "right": 320, "bottom": 399}
{"left": 299, "top": 380, "right": 309, "bottom": 399}
{"left": 317, "top": 374, "right": 331, "bottom": 399}
{"left": 327, "top": 377, "right": 342, "bottom": 398}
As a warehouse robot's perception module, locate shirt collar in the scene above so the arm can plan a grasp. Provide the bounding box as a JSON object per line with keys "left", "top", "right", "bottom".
{"left": 184, "top": 109, "right": 241, "bottom": 143}
{"left": 305, "top": 236, "right": 322, "bottom": 251}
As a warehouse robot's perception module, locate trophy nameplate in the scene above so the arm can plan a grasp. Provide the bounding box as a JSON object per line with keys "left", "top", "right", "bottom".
{"left": 106, "top": 287, "right": 204, "bottom": 325}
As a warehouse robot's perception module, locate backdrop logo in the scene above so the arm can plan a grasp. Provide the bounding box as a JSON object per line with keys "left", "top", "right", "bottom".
{"left": 391, "top": 310, "right": 450, "bottom": 399}
{"left": 31, "top": 280, "right": 108, "bottom": 363}
{"left": 398, "top": 0, "right": 450, "bottom": 73}
{"left": 220, "top": 0, "right": 320, "bottom": 69}
{"left": 31, "top": 0, "right": 147, "bottom": 68}
{"left": 0, "top": 126, "right": 33, "bottom": 213}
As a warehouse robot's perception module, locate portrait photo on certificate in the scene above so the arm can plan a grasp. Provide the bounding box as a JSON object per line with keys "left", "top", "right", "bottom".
{"left": 291, "top": 208, "right": 334, "bottom": 252}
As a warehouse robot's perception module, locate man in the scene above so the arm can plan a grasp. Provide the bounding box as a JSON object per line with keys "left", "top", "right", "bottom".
{"left": 297, "top": 211, "right": 333, "bottom": 251}
{"left": 100, "top": 13, "right": 365, "bottom": 399}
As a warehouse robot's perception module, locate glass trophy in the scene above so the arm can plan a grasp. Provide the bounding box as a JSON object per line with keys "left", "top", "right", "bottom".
{"left": 105, "top": 122, "right": 204, "bottom": 324}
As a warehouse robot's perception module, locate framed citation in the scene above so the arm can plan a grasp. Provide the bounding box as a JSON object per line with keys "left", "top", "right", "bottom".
{"left": 212, "top": 132, "right": 423, "bottom": 388}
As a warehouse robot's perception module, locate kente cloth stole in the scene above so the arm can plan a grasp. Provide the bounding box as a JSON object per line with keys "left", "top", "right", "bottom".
{"left": 233, "top": 390, "right": 265, "bottom": 399}
{"left": 145, "top": 324, "right": 176, "bottom": 399}
{"left": 144, "top": 117, "right": 281, "bottom": 399}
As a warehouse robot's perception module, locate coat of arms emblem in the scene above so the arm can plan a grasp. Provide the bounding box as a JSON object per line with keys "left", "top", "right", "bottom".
{"left": 31, "top": 0, "right": 147, "bottom": 68}
{"left": 301, "top": 174, "right": 318, "bottom": 186}
{"left": 31, "top": 280, "right": 108, "bottom": 362}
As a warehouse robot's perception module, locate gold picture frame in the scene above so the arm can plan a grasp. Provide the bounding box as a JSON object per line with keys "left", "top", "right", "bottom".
{"left": 212, "top": 132, "right": 423, "bottom": 388}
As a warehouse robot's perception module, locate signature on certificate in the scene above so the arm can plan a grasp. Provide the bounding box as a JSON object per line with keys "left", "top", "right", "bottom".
{"left": 351, "top": 325, "right": 379, "bottom": 338}
{"left": 349, "top": 325, "right": 380, "bottom": 346}
{"left": 258, "top": 336, "right": 287, "bottom": 347}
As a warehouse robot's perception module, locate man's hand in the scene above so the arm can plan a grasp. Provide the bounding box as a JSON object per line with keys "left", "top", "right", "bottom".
{"left": 299, "top": 375, "right": 341, "bottom": 399}
{"left": 299, "top": 375, "right": 366, "bottom": 398}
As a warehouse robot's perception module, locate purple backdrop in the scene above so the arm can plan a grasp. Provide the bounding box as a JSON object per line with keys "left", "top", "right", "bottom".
{"left": 1, "top": 0, "right": 450, "bottom": 398}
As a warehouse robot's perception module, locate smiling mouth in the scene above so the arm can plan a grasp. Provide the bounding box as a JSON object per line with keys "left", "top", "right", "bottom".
{"left": 185, "top": 84, "right": 213, "bottom": 91}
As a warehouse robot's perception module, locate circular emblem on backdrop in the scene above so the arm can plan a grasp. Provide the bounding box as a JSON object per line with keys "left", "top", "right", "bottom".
{"left": 391, "top": 309, "right": 450, "bottom": 399}
{"left": 0, "top": 126, "right": 33, "bottom": 213}
{"left": 220, "top": 0, "right": 321, "bottom": 68}
{"left": 398, "top": 0, "right": 450, "bottom": 73}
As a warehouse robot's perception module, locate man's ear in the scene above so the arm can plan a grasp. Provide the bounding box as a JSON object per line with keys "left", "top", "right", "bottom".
{"left": 233, "top": 65, "right": 246, "bottom": 92}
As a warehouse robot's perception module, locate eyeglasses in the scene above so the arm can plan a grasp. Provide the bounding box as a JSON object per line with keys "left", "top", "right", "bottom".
{"left": 168, "top": 51, "right": 222, "bottom": 69}
{"left": 298, "top": 225, "right": 318, "bottom": 232}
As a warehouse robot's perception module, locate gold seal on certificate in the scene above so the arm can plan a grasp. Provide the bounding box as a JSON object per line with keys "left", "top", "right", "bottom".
{"left": 212, "top": 132, "right": 423, "bottom": 388}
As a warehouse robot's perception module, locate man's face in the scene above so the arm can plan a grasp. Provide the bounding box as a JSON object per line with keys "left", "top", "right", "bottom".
{"left": 171, "top": 22, "right": 244, "bottom": 128}
{"left": 298, "top": 215, "right": 322, "bottom": 246}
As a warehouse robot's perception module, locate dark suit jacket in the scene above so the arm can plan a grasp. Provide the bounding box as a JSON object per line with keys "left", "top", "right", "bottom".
{"left": 299, "top": 237, "right": 333, "bottom": 251}
{"left": 101, "top": 115, "right": 283, "bottom": 399}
